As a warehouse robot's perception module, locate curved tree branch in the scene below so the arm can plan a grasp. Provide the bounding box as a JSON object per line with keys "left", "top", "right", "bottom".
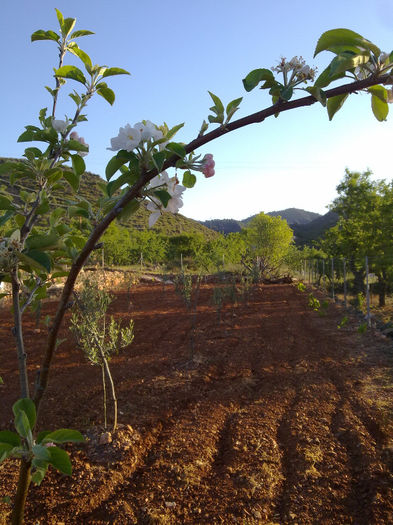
{"left": 33, "top": 72, "right": 392, "bottom": 413}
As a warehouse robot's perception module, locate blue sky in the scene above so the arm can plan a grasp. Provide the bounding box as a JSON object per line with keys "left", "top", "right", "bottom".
{"left": 1, "top": 0, "right": 393, "bottom": 220}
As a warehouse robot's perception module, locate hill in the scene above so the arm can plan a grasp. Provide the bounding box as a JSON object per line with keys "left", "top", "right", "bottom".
{"left": 292, "top": 210, "right": 339, "bottom": 246}
{"left": 200, "top": 208, "right": 322, "bottom": 234}
{"left": 0, "top": 158, "right": 218, "bottom": 239}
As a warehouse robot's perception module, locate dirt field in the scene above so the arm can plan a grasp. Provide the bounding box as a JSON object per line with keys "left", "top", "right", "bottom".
{"left": 1, "top": 280, "right": 393, "bottom": 524}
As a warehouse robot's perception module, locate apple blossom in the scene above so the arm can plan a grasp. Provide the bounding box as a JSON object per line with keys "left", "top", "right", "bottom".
{"left": 134, "top": 120, "right": 163, "bottom": 142}
{"left": 147, "top": 171, "right": 186, "bottom": 227}
{"left": 108, "top": 124, "right": 142, "bottom": 152}
{"left": 52, "top": 119, "right": 68, "bottom": 133}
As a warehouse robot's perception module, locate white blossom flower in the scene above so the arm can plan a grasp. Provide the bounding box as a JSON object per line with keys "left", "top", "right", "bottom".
{"left": 134, "top": 120, "right": 163, "bottom": 142}
{"left": 108, "top": 124, "right": 142, "bottom": 152}
{"left": 146, "top": 173, "right": 186, "bottom": 227}
{"left": 52, "top": 119, "right": 69, "bottom": 133}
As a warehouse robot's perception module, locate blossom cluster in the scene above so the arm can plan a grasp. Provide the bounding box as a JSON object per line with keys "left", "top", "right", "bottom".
{"left": 146, "top": 171, "right": 185, "bottom": 228}
{"left": 108, "top": 121, "right": 215, "bottom": 227}
{"left": 271, "top": 56, "right": 316, "bottom": 82}
{"left": 52, "top": 119, "right": 89, "bottom": 156}
{"left": 0, "top": 234, "right": 22, "bottom": 272}
{"left": 355, "top": 51, "right": 392, "bottom": 82}
{"left": 108, "top": 121, "right": 164, "bottom": 152}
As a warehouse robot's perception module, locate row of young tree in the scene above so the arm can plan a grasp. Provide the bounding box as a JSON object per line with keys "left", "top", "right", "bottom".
{"left": 98, "top": 212, "right": 298, "bottom": 276}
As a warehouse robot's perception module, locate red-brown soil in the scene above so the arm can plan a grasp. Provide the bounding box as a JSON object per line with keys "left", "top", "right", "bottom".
{"left": 1, "top": 281, "right": 393, "bottom": 524}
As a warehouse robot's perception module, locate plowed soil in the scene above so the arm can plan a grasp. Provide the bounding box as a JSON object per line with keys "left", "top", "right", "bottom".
{"left": 1, "top": 281, "right": 393, "bottom": 524}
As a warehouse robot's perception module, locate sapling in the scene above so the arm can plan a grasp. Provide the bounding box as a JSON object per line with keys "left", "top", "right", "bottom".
{"left": 71, "top": 276, "right": 134, "bottom": 431}
{"left": 174, "top": 269, "right": 202, "bottom": 361}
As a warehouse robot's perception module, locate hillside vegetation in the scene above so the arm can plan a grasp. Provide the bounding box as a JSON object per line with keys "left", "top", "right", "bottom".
{"left": 0, "top": 158, "right": 218, "bottom": 239}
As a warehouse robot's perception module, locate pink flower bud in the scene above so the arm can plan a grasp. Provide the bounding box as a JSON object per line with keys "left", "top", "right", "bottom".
{"left": 204, "top": 167, "right": 215, "bottom": 178}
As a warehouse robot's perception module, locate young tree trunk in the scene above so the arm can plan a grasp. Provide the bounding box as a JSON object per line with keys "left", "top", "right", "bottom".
{"left": 11, "top": 458, "right": 32, "bottom": 525}
{"left": 11, "top": 271, "right": 29, "bottom": 398}
{"left": 101, "top": 364, "right": 107, "bottom": 429}
{"left": 102, "top": 356, "right": 117, "bottom": 431}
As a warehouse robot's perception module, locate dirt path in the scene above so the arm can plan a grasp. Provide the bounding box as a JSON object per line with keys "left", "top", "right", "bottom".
{"left": 0, "top": 282, "right": 392, "bottom": 524}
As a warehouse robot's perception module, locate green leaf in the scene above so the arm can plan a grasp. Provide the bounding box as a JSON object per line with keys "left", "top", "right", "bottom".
{"left": 62, "top": 17, "right": 76, "bottom": 38}
{"left": 226, "top": 97, "right": 243, "bottom": 121}
{"left": 55, "top": 8, "right": 64, "bottom": 27}
{"left": 14, "top": 215, "right": 26, "bottom": 228}
{"left": 17, "top": 130, "right": 36, "bottom": 143}
{"left": 329, "top": 52, "right": 369, "bottom": 75}
{"left": 0, "top": 211, "right": 13, "bottom": 227}
{"left": 67, "top": 45, "right": 92, "bottom": 69}
{"left": 13, "top": 398, "right": 36, "bottom": 429}
{"left": 32, "top": 444, "right": 51, "bottom": 461}
{"left": 154, "top": 189, "right": 171, "bottom": 208}
{"left": 31, "top": 30, "right": 59, "bottom": 43}
{"left": 102, "top": 67, "right": 130, "bottom": 78}
{"left": 371, "top": 94, "right": 389, "bottom": 121}
{"left": 55, "top": 65, "right": 87, "bottom": 85}
{"left": 31, "top": 464, "right": 48, "bottom": 485}
{"left": 68, "top": 206, "right": 90, "bottom": 219}
{"left": 47, "top": 446, "right": 72, "bottom": 475}
{"left": 72, "top": 155, "right": 85, "bottom": 177}
{"left": 97, "top": 86, "right": 115, "bottom": 105}
{"left": 208, "top": 91, "right": 224, "bottom": 114}
{"left": 25, "top": 233, "right": 59, "bottom": 251}
{"left": 21, "top": 250, "right": 52, "bottom": 273}
{"left": 14, "top": 411, "right": 32, "bottom": 441}
{"left": 36, "top": 199, "right": 50, "bottom": 215}
{"left": 208, "top": 115, "right": 224, "bottom": 124}
{"left": 66, "top": 140, "right": 88, "bottom": 155}
{"left": 0, "top": 443, "right": 13, "bottom": 463}
{"left": 0, "top": 430, "right": 21, "bottom": 447}
{"left": 314, "top": 28, "right": 380, "bottom": 58}
{"left": 314, "top": 65, "right": 346, "bottom": 88}
{"left": 117, "top": 199, "right": 140, "bottom": 221}
{"left": 368, "top": 85, "right": 388, "bottom": 103}
{"left": 242, "top": 68, "right": 275, "bottom": 92}
{"left": 327, "top": 93, "right": 349, "bottom": 120}
{"left": 63, "top": 171, "right": 80, "bottom": 192}
{"left": 24, "top": 147, "right": 43, "bottom": 159}
{"left": 0, "top": 196, "right": 14, "bottom": 211}
{"left": 182, "top": 171, "right": 196, "bottom": 188}
{"left": 70, "top": 30, "right": 95, "bottom": 38}
{"left": 152, "top": 151, "right": 167, "bottom": 172}
{"left": 165, "top": 142, "right": 186, "bottom": 158}
{"left": 107, "top": 171, "right": 137, "bottom": 197}
{"left": 106, "top": 151, "right": 135, "bottom": 181}
{"left": 226, "top": 97, "right": 242, "bottom": 115}
{"left": 306, "top": 86, "right": 327, "bottom": 106}
{"left": 43, "top": 429, "right": 85, "bottom": 444}
{"left": 165, "top": 123, "right": 184, "bottom": 141}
